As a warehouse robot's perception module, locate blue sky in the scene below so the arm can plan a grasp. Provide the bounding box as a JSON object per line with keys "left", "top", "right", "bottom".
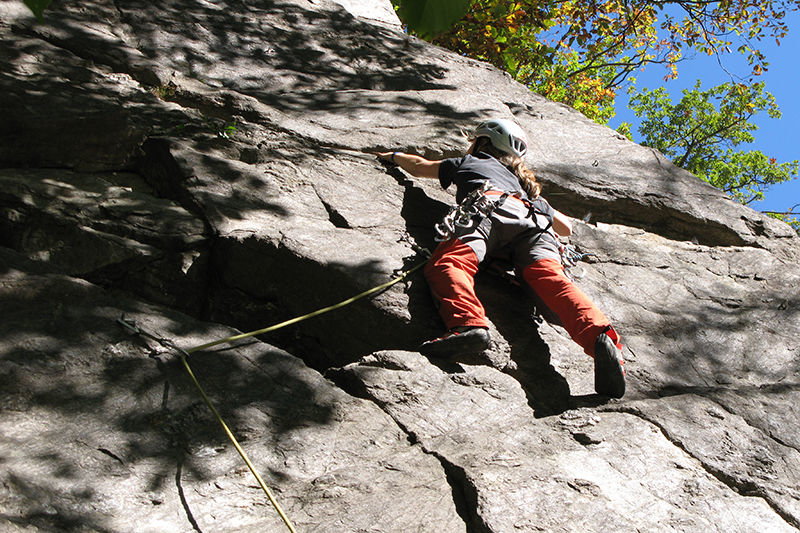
{"left": 609, "top": 11, "right": 800, "bottom": 215}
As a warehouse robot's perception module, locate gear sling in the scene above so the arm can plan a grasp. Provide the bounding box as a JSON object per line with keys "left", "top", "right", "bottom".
{"left": 424, "top": 184, "right": 620, "bottom": 358}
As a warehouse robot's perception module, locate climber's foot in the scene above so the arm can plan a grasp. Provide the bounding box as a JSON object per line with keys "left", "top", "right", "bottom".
{"left": 594, "top": 332, "right": 626, "bottom": 398}
{"left": 419, "top": 327, "right": 490, "bottom": 358}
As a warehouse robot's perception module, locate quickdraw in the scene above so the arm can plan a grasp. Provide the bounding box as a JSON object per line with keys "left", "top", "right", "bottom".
{"left": 560, "top": 243, "right": 595, "bottom": 269}
{"left": 434, "top": 183, "right": 501, "bottom": 241}
{"left": 559, "top": 242, "right": 597, "bottom": 282}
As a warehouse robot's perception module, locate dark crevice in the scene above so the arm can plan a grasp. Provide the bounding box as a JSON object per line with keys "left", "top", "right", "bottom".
{"left": 176, "top": 458, "right": 204, "bottom": 533}
{"left": 327, "top": 366, "right": 488, "bottom": 533}
{"left": 312, "top": 184, "right": 351, "bottom": 229}
{"left": 429, "top": 451, "right": 493, "bottom": 533}
{"left": 743, "top": 215, "right": 769, "bottom": 237}
{"left": 765, "top": 433, "right": 800, "bottom": 455}
{"left": 136, "top": 138, "right": 217, "bottom": 238}
{"left": 96, "top": 448, "right": 125, "bottom": 465}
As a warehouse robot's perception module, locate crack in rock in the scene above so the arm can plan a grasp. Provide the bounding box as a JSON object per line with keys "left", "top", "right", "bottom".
{"left": 311, "top": 183, "right": 352, "bottom": 229}
{"left": 328, "top": 366, "right": 480, "bottom": 532}
{"left": 612, "top": 403, "right": 800, "bottom": 529}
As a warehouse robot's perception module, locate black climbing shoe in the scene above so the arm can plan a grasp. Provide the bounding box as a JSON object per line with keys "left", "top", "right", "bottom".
{"left": 419, "top": 327, "right": 490, "bottom": 358}
{"left": 594, "top": 332, "right": 626, "bottom": 398}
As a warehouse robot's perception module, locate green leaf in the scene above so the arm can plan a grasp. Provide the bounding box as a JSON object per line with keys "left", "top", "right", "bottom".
{"left": 24, "top": 0, "right": 52, "bottom": 21}
{"left": 393, "top": 0, "right": 472, "bottom": 38}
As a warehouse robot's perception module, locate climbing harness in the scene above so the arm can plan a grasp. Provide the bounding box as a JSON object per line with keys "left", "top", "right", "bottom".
{"left": 433, "top": 182, "right": 600, "bottom": 284}
{"left": 435, "top": 183, "right": 499, "bottom": 241}
{"left": 116, "top": 256, "right": 428, "bottom": 533}
{"left": 434, "top": 183, "right": 553, "bottom": 242}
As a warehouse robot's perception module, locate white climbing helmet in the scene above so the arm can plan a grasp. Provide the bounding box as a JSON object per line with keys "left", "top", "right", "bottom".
{"left": 474, "top": 118, "right": 528, "bottom": 158}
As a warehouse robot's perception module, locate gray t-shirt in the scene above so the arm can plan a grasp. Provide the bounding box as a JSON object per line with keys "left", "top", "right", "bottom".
{"left": 438, "top": 152, "right": 553, "bottom": 217}
{"left": 439, "top": 152, "right": 531, "bottom": 202}
{"left": 438, "top": 152, "right": 561, "bottom": 263}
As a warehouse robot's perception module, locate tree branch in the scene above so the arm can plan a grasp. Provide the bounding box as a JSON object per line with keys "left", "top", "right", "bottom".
{"left": 761, "top": 204, "right": 800, "bottom": 216}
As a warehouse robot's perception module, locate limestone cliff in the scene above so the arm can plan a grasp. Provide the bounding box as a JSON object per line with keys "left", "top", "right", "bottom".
{"left": 1, "top": 0, "right": 799, "bottom": 531}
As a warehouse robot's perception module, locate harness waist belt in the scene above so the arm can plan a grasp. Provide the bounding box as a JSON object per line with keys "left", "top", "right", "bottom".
{"left": 483, "top": 189, "right": 531, "bottom": 207}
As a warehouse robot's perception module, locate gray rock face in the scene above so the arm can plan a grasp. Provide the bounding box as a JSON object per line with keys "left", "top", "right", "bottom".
{"left": 0, "top": 250, "right": 464, "bottom": 532}
{"left": 1, "top": 0, "right": 799, "bottom": 531}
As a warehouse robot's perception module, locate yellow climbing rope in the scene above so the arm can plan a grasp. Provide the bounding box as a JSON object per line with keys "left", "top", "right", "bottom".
{"left": 186, "top": 258, "right": 427, "bottom": 354}
{"left": 118, "top": 256, "right": 427, "bottom": 532}
{"left": 177, "top": 351, "right": 298, "bottom": 533}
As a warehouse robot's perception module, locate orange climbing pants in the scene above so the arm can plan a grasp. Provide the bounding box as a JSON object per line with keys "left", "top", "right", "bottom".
{"left": 424, "top": 238, "right": 616, "bottom": 357}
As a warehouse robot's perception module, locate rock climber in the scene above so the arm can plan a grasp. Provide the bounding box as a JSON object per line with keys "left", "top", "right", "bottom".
{"left": 376, "top": 118, "right": 626, "bottom": 398}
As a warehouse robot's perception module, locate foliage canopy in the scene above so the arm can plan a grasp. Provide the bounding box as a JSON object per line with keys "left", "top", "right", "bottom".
{"left": 628, "top": 81, "right": 799, "bottom": 206}
{"left": 392, "top": 0, "right": 797, "bottom": 123}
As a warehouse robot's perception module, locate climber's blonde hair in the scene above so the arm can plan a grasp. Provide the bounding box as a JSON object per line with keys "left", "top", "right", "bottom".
{"left": 470, "top": 137, "right": 541, "bottom": 199}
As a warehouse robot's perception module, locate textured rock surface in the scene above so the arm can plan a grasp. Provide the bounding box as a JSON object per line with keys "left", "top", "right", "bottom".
{"left": 0, "top": 249, "right": 464, "bottom": 532}
{"left": 332, "top": 351, "right": 799, "bottom": 532}
{"left": 1, "top": 0, "right": 799, "bottom": 531}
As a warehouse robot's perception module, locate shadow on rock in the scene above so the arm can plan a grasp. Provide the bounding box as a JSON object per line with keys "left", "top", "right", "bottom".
{"left": 0, "top": 255, "right": 342, "bottom": 529}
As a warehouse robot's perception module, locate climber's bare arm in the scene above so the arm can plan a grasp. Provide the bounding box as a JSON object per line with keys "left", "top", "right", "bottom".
{"left": 376, "top": 151, "right": 571, "bottom": 237}
{"left": 552, "top": 210, "right": 572, "bottom": 237}
{"left": 375, "top": 152, "right": 440, "bottom": 179}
